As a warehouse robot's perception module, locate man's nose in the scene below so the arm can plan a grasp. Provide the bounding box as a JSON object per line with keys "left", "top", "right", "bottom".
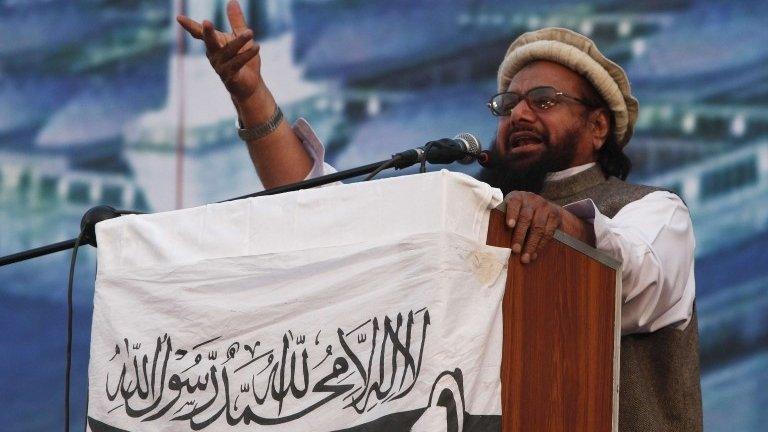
{"left": 509, "top": 97, "right": 537, "bottom": 123}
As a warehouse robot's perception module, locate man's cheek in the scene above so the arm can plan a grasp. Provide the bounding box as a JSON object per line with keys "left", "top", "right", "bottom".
{"left": 496, "top": 125, "right": 509, "bottom": 153}
{"left": 499, "top": 137, "right": 508, "bottom": 154}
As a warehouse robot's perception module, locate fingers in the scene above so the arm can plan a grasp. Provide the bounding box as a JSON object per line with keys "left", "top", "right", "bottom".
{"left": 227, "top": 0, "right": 249, "bottom": 34}
{"left": 505, "top": 193, "right": 522, "bottom": 229}
{"left": 209, "top": 30, "right": 255, "bottom": 81}
{"left": 538, "top": 211, "right": 560, "bottom": 252}
{"left": 511, "top": 203, "right": 533, "bottom": 256}
{"left": 217, "top": 30, "right": 253, "bottom": 61}
{"left": 220, "top": 45, "right": 260, "bottom": 81}
{"left": 177, "top": 15, "right": 203, "bottom": 38}
{"left": 202, "top": 20, "right": 222, "bottom": 54}
{"left": 504, "top": 192, "right": 562, "bottom": 264}
{"left": 522, "top": 210, "right": 553, "bottom": 263}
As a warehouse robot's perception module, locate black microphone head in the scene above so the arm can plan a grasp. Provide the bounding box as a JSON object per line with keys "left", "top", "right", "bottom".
{"left": 453, "top": 132, "right": 481, "bottom": 164}
{"left": 477, "top": 150, "right": 495, "bottom": 168}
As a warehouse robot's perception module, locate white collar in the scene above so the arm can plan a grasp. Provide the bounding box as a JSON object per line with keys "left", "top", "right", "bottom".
{"left": 545, "top": 162, "right": 597, "bottom": 181}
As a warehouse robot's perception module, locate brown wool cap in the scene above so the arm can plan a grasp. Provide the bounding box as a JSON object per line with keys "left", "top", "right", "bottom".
{"left": 497, "top": 27, "right": 639, "bottom": 148}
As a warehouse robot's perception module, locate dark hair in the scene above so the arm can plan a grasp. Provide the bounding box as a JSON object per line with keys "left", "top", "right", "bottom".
{"left": 579, "top": 80, "right": 632, "bottom": 180}
{"left": 597, "top": 132, "right": 632, "bottom": 180}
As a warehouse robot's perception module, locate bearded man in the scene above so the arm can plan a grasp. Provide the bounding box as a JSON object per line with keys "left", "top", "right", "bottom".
{"left": 178, "top": 2, "right": 702, "bottom": 430}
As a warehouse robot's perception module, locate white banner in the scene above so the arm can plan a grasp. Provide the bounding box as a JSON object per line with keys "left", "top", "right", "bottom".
{"left": 87, "top": 171, "right": 509, "bottom": 431}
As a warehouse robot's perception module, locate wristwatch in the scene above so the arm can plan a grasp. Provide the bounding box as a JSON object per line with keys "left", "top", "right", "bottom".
{"left": 237, "top": 105, "right": 284, "bottom": 142}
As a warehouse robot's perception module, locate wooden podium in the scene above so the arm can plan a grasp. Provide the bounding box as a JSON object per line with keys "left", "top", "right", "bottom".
{"left": 486, "top": 209, "right": 621, "bottom": 432}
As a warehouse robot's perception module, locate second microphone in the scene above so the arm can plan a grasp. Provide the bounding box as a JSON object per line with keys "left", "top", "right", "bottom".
{"left": 392, "top": 133, "right": 482, "bottom": 168}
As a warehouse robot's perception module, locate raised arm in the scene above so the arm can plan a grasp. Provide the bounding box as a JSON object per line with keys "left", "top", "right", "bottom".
{"left": 177, "top": 0, "right": 312, "bottom": 189}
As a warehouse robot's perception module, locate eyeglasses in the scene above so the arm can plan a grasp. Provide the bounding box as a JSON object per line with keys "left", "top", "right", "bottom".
{"left": 487, "top": 86, "right": 594, "bottom": 116}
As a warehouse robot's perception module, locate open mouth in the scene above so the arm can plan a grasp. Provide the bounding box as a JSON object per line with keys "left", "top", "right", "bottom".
{"left": 507, "top": 132, "right": 544, "bottom": 149}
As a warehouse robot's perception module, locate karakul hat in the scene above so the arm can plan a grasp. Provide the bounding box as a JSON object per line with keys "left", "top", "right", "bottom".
{"left": 497, "top": 27, "right": 639, "bottom": 147}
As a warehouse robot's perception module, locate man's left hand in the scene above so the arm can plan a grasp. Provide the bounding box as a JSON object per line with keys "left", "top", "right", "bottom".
{"left": 504, "top": 191, "right": 596, "bottom": 264}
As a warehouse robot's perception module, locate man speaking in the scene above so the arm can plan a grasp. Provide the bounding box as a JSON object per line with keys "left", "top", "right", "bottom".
{"left": 178, "top": 1, "right": 702, "bottom": 430}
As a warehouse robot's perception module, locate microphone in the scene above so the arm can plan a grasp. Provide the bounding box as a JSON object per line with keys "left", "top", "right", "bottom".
{"left": 392, "top": 133, "right": 482, "bottom": 168}
{"left": 477, "top": 150, "right": 495, "bottom": 168}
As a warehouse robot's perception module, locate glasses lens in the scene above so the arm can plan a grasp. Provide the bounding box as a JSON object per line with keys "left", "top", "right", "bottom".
{"left": 528, "top": 87, "right": 558, "bottom": 110}
{"left": 490, "top": 93, "right": 522, "bottom": 116}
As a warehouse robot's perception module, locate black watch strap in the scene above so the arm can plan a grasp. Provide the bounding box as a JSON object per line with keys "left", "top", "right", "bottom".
{"left": 237, "top": 105, "right": 284, "bottom": 142}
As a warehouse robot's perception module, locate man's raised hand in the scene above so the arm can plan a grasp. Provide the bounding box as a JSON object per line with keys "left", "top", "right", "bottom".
{"left": 176, "top": 0, "right": 263, "bottom": 103}
{"left": 176, "top": 0, "right": 313, "bottom": 189}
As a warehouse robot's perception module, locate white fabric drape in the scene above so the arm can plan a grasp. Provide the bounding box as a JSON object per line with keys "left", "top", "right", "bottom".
{"left": 88, "top": 171, "right": 509, "bottom": 432}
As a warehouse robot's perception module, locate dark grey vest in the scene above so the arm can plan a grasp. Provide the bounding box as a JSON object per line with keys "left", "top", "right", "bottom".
{"left": 540, "top": 165, "right": 703, "bottom": 432}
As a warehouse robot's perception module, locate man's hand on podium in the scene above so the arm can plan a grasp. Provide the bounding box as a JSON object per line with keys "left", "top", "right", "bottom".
{"left": 504, "top": 191, "right": 596, "bottom": 264}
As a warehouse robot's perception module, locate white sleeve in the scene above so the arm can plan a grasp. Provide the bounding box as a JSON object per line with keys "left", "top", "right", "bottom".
{"left": 563, "top": 191, "right": 696, "bottom": 335}
{"left": 292, "top": 118, "right": 337, "bottom": 180}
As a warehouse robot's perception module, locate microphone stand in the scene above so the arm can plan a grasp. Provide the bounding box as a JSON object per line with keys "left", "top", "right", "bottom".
{"left": 221, "top": 157, "right": 406, "bottom": 202}
{"left": 0, "top": 157, "right": 406, "bottom": 267}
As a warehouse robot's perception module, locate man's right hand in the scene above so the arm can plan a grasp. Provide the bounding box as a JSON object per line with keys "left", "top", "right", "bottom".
{"left": 175, "top": 0, "right": 314, "bottom": 189}
{"left": 177, "top": 0, "right": 264, "bottom": 104}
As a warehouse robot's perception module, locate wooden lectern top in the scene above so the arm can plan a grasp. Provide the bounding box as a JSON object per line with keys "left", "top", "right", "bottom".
{"left": 486, "top": 208, "right": 621, "bottom": 432}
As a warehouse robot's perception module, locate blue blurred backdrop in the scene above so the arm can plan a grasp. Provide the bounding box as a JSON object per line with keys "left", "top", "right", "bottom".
{"left": 1, "top": 0, "right": 767, "bottom": 430}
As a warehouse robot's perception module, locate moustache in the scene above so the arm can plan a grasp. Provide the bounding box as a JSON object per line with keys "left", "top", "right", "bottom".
{"left": 505, "top": 124, "right": 549, "bottom": 150}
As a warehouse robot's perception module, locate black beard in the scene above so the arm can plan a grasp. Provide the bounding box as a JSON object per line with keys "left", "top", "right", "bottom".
{"left": 476, "top": 133, "right": 579, "bottom": 196}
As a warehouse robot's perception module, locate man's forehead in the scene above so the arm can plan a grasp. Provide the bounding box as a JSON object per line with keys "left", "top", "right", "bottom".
{"left": 506, "top": 60, "right": 585, "bottom": 93}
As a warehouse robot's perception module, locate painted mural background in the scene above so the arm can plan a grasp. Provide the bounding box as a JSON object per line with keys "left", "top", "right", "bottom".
{"left": 1, "top": 0, "right": 767, "bottom": 430}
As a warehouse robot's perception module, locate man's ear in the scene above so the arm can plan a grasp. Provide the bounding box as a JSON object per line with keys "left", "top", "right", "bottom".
{"left": 590, "top": 108, "right": 610, "bottom": 151}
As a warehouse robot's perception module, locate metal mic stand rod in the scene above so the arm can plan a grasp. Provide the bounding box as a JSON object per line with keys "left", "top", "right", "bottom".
{"left": 220, "top": 158, "right": 395, "bottom": 202}
{"left": 0, "top": 239, "right": 79, "bottom": 267}
{"left": 0, "top": 157, "right": 402, "bottom": 267}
